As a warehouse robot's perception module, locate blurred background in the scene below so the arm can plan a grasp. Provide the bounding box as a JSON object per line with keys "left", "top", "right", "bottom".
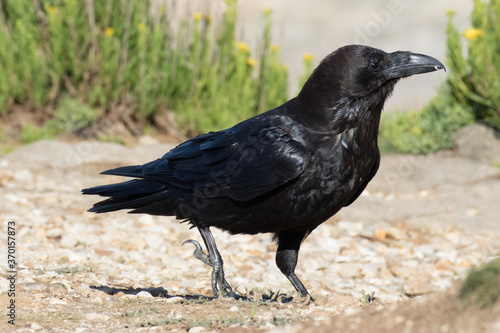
{"left": 0, "top": 0, "right": 497, "bottom": 155}
{"left": 237, "top": 0, "right": 473, "bottom": 110}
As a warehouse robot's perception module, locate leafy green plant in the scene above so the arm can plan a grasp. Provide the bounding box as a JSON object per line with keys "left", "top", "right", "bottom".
{"left": 381, "top": 0, "right": 500, "bottom": 154}
{"left": 46, "top": 97, "right": 99, "bottom": 134}
{"left": 460, "top": 257, "right": 500, "bottom": 308}
{"left": 98, "top": 135, "right": 125, "bottom": 145}
{"left": 379, "top": 86, "right": 475, "bottom": 154}
{"left": 446, "top": 1, "right": 500, "bottom": 130}
{"left": 2, "top": 146, "right": 16, "bottom": 155}
{"left": 20, "top": 123, "right": 56, "bottom": 144}
{"left": 0, "top": 0, "right": 297, "bottom": 136}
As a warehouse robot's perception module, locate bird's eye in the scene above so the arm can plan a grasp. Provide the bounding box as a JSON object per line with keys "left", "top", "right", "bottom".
{"left": 369, "top": 60, "right": 380, "bottom": 71}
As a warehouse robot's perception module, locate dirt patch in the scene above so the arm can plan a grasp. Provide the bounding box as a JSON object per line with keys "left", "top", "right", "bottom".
{"left": 276, "top": 286, "right": 500, "bottom": 333}
{"left": 0, "top": 103, "right": 184, "bottom": 151}
{"left": 2, "top": 281, "right": 499, "bottom": 332}
{"left": 0, "top": 288, "right": 366, "bottom": 332}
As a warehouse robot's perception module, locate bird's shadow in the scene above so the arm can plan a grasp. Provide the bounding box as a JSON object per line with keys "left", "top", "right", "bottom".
{"left": 90, "top": 285, "right": 294, "bottom": 303}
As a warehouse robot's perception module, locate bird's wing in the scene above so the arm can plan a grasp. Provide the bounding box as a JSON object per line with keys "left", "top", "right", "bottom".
{"left": 102, "top": 124, "right": 311, "bottom": 202}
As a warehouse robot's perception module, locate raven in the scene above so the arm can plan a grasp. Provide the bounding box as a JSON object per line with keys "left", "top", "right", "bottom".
{"left": 83, "top": 45, "right": 444, "bottom": 300}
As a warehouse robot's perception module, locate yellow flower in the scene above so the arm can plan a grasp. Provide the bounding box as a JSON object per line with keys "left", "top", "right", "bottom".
{"left": 138, "top": 22, "right": 146, "bottom": 31}
{"left": 283, "top": 65, "right": 288, "bottom": 71}
{"left": 105, "top": 27, "right": 114, "bottom": 36}
{"left": 303, "top": 53, "right": 315, "bottom": 62}
{"left": 236, "top": 41, "right": 250, "bottom": 52}
{"left": 246, "top": 58, "right": 258, "bottom": 67}
{"left": 411, "top": 125, "right": 422, "bottom": 135}
{"left": 193, "top": 12, "right": 202, "bottom": 21}
{"left": 262, "top": 8, "right": 273, "bottom": 15}
{"left": 463, "top": 28, "right": 483, "bottom": 41}
{"left": 270, "top": 44, "right": 280, "bottom": 51}
{"left": 446, "top": 8, "right": 455, "bottom": 15}
{"left": 48, "top": 6, "right": 58, "bottom": 14}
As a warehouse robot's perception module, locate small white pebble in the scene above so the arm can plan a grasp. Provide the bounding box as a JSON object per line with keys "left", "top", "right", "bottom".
{"left": 31, "top": 322, "right": 43, "bottom": 331}
{"left": 166, "top": 296, "right": 184, "bottom": 304}
{"left": 49, "top": 298, "right": 67, "bottom": 305}
{"left": 137, "top": 291, "right": 154, "bottom": 298}
{"left": 85, "top": 313, "right": 110, "bottom": 322}
{"left": 229, "top": 306, "right": 239, "bottom": 312}
{"left": 188, "top": 326, "right": 206, "bottom": 333}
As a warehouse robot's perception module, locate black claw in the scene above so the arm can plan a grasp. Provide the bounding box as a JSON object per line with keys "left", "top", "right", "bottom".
{"left": 184, "top": 229, "right": 235, "bottom": 298}
{"left": 182, "top": 239, "right": 211, "bottom": 267}
{"left": 219, "top": 277, "right": 234, "bottom": 297}
{"left": 300, "top": 293, "right": 314, "bottom": 305}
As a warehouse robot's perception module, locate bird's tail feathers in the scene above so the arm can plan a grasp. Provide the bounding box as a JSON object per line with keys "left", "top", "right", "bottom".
{"left": 82, "top": 179, "right": 172, "bottom": 214}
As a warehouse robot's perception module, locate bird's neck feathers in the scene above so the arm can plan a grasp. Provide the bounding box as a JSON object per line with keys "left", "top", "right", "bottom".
{"left": 295, "top": 75, "right": 397, "bottom": 137}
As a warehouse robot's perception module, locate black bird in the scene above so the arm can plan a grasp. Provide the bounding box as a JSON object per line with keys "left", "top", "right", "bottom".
{"left": 83, "top": 45, "right": 444, "bottom": 300}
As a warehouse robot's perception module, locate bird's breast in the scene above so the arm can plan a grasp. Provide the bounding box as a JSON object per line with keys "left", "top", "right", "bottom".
{"left": 285, "top": 135, "right": 378, "bottom": 227}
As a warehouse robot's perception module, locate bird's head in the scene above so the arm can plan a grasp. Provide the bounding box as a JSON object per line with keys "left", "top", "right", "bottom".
{"left": 342, "top": 45, "right": 445, "bottom": 96}
{"left": 296, "top": 45, "right": 445, "bottom": 131}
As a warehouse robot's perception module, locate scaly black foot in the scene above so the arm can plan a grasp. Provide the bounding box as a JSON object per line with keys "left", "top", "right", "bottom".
{"left": 183, "top": 227, "right": 233, "bottom": 297}
{"left": 182, "top": 239, "right": 211, "bottom": 266}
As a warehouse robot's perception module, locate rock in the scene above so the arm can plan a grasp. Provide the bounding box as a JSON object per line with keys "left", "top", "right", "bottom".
{"left": 166, "top": 296, "right": 184, "bottom": 304}
{"left": 188, "top": 326, "right": 206, "bottom": 333}
{"left": 337, "top": 221, "right": 363, "bottom": 236}
{"left": 13, "top": 169, "right": 33, "bottom": 183}
{"left": 403, "top": 274, "right": 438, "bottom": 296}
{"left": 229, "top": 306, "right": 239, "bottom": 312}
{"left": 85, "top": 313, "right": 111, "bottom": 322}
{"left": 49, "top": 283, "right": 68, "bottom": 294}
{"left": 374, "top": 229, "right": 386, "bottom": 240}
{"left": 20, "top": 282, "right": 50, "bottom": 292}
{"left": 31, "top": 322, "right": 43, "bottom": 330}
{"left": 60, "top": 234, "right": 78, "bottom": 248}
{"left": 146, "top": 234, "right": 167, "bottom": 251}
{"left": 457, "top": 258, "right": 474, "bottom": 268}
{"left": 360, "top": 225, "right": 376, "bottom": 238}
{"left": 454, "top": 123, "right": 500, "bottom": 165}
{"left": 0, "top": 168, "right": 13, "bottom": 183}
{"left": 46, "top": 227, "right": 64, "bottom": 239}
{"left": 137, "top": 291, "right": 154, "bottom": 298}
{"left": 337, "top": 264, "right": 361, "bottom": 279}
{"left": 261, "top": 322, "right": 276, "bottom": 329}
{"left": 49, "top": 298, "right": 67, "bottom": 305}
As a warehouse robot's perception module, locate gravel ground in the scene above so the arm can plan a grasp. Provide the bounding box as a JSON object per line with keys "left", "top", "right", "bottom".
{"left": 1, "top": 139, "right": 499, "bottom": 332}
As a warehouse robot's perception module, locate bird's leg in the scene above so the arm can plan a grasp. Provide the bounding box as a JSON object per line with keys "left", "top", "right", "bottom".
{"left": 183, "top": 227, "right": 233, "bottom": 297}
{"left": 275, "top": 231, "right": 314, "bottom": 303}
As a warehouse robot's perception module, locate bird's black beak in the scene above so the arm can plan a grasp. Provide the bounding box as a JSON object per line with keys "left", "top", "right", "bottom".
{"left": 386, "top": 51, "right": 445, "bottom": 79}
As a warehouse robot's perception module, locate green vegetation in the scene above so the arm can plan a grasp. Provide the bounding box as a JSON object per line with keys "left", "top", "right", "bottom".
{"left": 460, "top": 257, "right": 500, "bottom": 308}
{"left": 18, "top": 97, "right": 99, "bottom": 143}
{"left": 448, "top": 0, "right": 500, "bottom": 131}
{"left": 361, "top": 289, "right": 378, "bottom": 303}
{"left": 0, "top": 0, "right": 291, "bottom": 136}
{"left": 20, "top": 122, "right": 56, "bottom": 144}
{"left": 3, "top": 0, "right": 498, "bottom": 151}
{"left": 379, "top": 86, "right": 475, "bottom": 154}
{"left": 47, "top": 97, "right": 99, "bottom": 134}
{"left": 380, "top": 0, "right": 500, "bottom": 154}
{"left": 98, "top": 134, "right": 126, "bottom": 145}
